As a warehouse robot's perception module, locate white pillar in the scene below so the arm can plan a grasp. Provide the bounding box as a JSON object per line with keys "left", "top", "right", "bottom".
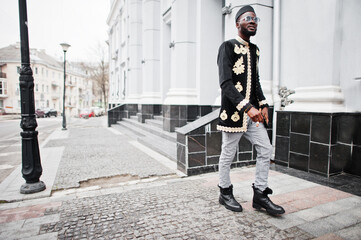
{"left": 196, "top": 0, "right": 222, "bottom": 106}
{"left": 140, "top": 0, "right": 161, "bottom": 104}
{"left": 163, "top": 0, "right": 198, "bottom": 105}
{"left": 160, "top": 1, "right": 171, "bottom": 103}
{"left": 126, "top": 0, "right": 142, "bottom": 104}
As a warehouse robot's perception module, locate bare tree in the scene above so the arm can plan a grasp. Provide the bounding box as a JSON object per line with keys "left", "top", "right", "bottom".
{"left": 81, "top": 43, "right": 109, "bottom": 111}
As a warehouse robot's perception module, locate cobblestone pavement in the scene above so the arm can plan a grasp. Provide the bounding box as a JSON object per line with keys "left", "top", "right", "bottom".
{"left": 1, "top": 117, "right": 360, "bottom": 239}
{"left": 1, "top": 167, "right": 360, "bottom": 240}
{"left": 45, "top": 118, "right": 175, "bottom": 190}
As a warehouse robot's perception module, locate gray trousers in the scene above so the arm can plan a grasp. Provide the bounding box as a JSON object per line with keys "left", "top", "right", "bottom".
{"left": 219, "top": 118, "right": 272, "bottom": 191}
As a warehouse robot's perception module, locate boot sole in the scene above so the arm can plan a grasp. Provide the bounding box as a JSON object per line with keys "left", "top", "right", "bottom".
{"left": 252, "top": 202, "right": 285, "bottom": 215}
{"left": 219, "top": 199, "right": 243, "bottom": 212}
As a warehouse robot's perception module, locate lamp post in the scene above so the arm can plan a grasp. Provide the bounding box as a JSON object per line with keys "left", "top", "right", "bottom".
{"left": 60, "top": 43, "right": 70, "bottom": 130}
{"left": 18, "top": 0, "right": 45, "bottom": 194}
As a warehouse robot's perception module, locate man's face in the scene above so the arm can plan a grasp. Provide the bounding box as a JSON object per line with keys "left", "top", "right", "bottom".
{"left": 236, "top": 11, "right": 258, "bottom": 37}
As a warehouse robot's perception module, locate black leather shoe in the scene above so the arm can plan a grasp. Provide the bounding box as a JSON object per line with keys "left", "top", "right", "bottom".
{"left": 252, "top": 184, "right": 285, "bottom": 215}
{"left": 219, "top": 185, "right": 243, "bottom": 212}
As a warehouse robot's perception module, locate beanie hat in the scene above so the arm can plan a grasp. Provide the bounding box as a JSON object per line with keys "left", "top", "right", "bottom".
{"left": 235, "top": 5, "right": 255, "bottom": 23}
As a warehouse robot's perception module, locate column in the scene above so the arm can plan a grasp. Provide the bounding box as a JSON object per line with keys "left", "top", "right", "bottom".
{"left": 163, "top": 0, "right": 198, "bottom": 131}
{"left": 138, "top": 0, "right": 162, "bottom": 122}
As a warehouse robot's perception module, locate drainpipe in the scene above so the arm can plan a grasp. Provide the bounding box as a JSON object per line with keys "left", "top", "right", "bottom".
{"left": 271, "top": 0, "right": 281, "bottom": 159}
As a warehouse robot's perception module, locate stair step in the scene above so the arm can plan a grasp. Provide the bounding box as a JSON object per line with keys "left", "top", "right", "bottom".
{"left": 130, "top": 115, "right": 138, "bottom": 120}
{"left": 113, "top": 121, "right": 176, "bottom": 162}
{"left": 145, "top": 118, "right": 163, "bottom": 129}
{"left": 154, "top": 115, "right": 163, "bottom": 121}
{"left": 122, "top": 118, "right": 176, "bottom": 142}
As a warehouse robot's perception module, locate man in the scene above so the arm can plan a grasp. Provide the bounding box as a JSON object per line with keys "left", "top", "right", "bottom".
{"left": 216, "top": 5, "right": 285, "bottom": 215}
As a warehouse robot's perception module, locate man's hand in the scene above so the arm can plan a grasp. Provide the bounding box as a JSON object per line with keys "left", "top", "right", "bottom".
{"left": 261, "top": 107, "right": 269, "bottom": 125}
{"left": 247, "top": 107, "right": 264, "bottom": 123}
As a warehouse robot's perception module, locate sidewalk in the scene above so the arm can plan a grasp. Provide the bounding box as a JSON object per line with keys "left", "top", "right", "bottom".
{"left": 0, "top": 117, "right": 360, "bottom": 239}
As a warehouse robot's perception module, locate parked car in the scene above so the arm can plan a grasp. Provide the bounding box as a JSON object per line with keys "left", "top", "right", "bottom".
{"left": 79, "top": 108, "right": 95, "bottom": 119}
{"left": 35, "top": 108, "right": 45, "bottom": 118}
{"left": 91, "top": 107, "right": 104, "bottom": 117}
{"left": 44, "top": 108, "right": 57, "bottom": 117}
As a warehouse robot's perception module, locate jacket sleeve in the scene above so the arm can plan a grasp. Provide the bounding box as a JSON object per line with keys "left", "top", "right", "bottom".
{"left": 218, "top": 41, "right": 253, "bottom": 112}
{"left": 220, "top": 80, "right": 253, "bottom": 112}
{"left": 254, "top": 47, "right": 269, "bottom": 109}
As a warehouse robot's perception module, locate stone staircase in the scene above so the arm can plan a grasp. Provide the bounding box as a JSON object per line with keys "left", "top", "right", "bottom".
{"left": 111, "top": 115, "right": 177, "bottom": 162}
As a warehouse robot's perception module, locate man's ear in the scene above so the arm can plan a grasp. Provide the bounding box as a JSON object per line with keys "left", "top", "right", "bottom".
{"left": 235, "top": 21, "right": 241, "bottom": 29}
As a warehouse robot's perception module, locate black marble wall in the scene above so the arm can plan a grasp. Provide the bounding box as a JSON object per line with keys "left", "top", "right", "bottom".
{"left": 107, "top": 104, "right": 138, "bottom": 127}
{"left": 176, "top": 108, "right": 273, "bottom": 176}
{"left": 137, "top": 104, "right": 162, "bottom": 123}
{"left": 275, "top": 111, "right": 361, "bottom": 177}
{"left": 163, "top": 105, "right": 213, "bottom": 132}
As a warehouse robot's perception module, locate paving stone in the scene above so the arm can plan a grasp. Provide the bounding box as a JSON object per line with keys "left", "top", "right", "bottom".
{"left": 336, "top": 222, "right": 361, "bottom": 240}
{"left": 23, "top": 214, "right": 60, "bottom": 227}
{"left": 49, "top": 127, "right": 175, "bottom": 190}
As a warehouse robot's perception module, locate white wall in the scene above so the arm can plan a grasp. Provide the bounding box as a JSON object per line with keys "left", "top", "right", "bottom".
{"left": 196, "top": 0, "right": 223, "bottom": 105}
{"left": 280, "top": 0, "right": 338, "bottom": 89}
{"left": 339, "top": 0, "right": 361, "bottom": 111}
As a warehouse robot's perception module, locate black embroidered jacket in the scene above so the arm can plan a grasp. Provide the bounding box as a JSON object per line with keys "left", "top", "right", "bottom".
{"left": 217, "top": 36, "right": 269, "bottom": 132}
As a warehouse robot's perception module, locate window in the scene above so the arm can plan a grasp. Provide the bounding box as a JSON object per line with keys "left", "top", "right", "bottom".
{"left": 0, "top": 80, "right": 7, "bottom": 95}
{"left": 17, "top": 66, "right": 21, "bottom": 74}
{"left": 35, "top": 67, "right": 38, "bottom": 74}
{"left": 0, "top": 99, "right": 3, "bottom": 108}
{"left": 46, "top": 86, "right": 49, "bottom": 93}
{"left": 46, "top": 100, "right": 49, "bottom": 107}
{"left": 36, "top": 84, "right": 38, "bottom": 92}
{"left": 42, "top": 84, "right": 44, "bottom": 92}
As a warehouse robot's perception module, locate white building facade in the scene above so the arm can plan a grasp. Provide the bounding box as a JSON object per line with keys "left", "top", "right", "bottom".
{"left": 107, "top": 0, "right": 361, "bottom": 177}
{"left": 107, "top": 0, "right": 361, "bottom": 124}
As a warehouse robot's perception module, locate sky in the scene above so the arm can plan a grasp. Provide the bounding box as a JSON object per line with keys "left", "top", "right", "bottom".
{"left": 0, "top": 0, "right": 110, "bottom": 62}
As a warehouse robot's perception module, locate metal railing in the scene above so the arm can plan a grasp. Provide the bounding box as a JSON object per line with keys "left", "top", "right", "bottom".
{"left": 107, "top": 104, "right": 125, "bottom": 127}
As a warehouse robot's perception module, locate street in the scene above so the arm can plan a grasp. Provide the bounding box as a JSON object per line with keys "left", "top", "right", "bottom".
{"left": 0, "top": 116, "right": 89, "bottom": 183}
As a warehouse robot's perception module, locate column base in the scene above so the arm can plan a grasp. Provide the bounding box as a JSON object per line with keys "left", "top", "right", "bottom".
{"left": 137, "top": 104, "right": 162, "bottom": 123}
{"left": 20, "top": 181, "right": 46, "bottom": 194}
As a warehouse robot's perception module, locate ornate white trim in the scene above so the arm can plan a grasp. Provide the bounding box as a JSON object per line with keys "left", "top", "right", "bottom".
{"left": 235, "top": 82, "right": 243, "bottom": 92}
{"left": 234, "top": 44, "right": 248, "bottom": 55}
{"left": 232, "top": 57, "right": 245, "bottom": 75}
{"left": 220, "top": 110, "right": 228, "bottom": 120}
{"left": 235, "top": 36, "right": 249, "bottom": 46}
{"left": 236, "top": 99, "right": 248, "bottom": 111}
{"left": 259, "top": 100, "right": 268, "bottom": 106}
{"left": 217, "top": 123, "right": 248, "bottom": 133}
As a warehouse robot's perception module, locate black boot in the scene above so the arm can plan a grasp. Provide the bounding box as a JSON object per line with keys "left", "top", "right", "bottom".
{"left": 219, "top": 185, "right": 243, "bottom": 212}
{"left": 252, "top": 184, "right": 285, "bottom": 215}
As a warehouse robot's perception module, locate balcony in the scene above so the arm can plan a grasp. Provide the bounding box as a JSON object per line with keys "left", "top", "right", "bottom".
{"left": 0, "top": 72, "right": 6, "bottom": 78}
{"left": 66, "top": 81, "right": 76, "bottom": 87}
{"left": 51, "top": 81, "right": 59, "bottom": 87}
{"left": 65, "top": 103, "right": 75, "bottom": 108}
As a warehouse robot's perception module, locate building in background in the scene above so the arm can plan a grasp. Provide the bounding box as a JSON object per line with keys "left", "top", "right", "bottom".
{"left": 107, "top": 0, "right": 361, "bottom": 176}
{"left": 0, "top": 43, "right": 93, "bottom": 117}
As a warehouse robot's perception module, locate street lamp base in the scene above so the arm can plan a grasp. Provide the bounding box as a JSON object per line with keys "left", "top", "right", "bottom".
{"left": 62, "top": 127, "right": 67, "bottom": 130}
{"left": 20, "top": 181, "right": 46, "bottom": 194}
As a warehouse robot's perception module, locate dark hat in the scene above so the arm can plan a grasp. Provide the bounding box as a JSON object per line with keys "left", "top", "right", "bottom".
{"left": 235, "top": 5, "right": 255, "bottom": 23}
